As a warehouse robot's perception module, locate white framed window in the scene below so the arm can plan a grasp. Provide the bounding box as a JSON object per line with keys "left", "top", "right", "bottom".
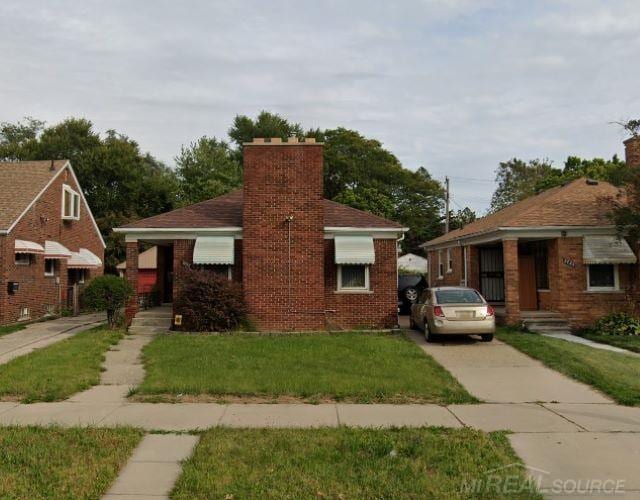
{"left": 78, "top": 269, "right": 86, "bottom": 284}
{"left": 447, "top": 248, "right": 453, "bottom": 273}
{"left": 15, "top": 253, "right": 31, "bottom": 266}
{"left": 587, "top": 264, "right": 619, "bottom": 292}
{"left": 62, "top": 185, "right": 81, "bottom": 220}
{"left": 44, "top": 259, "right": 56, "bottom": 277}
{"left": 437, "top": 251, "right": 444, "bottom": 279}
{"left": 19, "top": 307, "right": 30, "bottom": 321}
{"left": 337, "top": 264, "right": 370, "bottom": 291}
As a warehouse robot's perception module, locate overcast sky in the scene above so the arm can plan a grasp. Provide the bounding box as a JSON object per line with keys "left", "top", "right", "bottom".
{"left": 1, "top": 0, "right": 638, "bottom": 212}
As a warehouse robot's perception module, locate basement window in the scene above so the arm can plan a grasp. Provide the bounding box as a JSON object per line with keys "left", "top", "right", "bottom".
{"left": 587, "top": 264, "right": 619, "bottom": 291}
{"left": 337, "top": 265, "right": 369, "bottom": 291}
{"left": 62, "top": 185, "right": 81, "bottom": 220}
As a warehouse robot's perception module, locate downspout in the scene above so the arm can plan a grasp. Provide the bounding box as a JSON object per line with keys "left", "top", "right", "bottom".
{"left": 396, "top": 233, "right": 405, "bottom": 328}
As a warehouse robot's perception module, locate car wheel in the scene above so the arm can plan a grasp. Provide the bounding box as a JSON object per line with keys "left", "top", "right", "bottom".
{"left": 424, "top": 322, "right": 436, "bottom": 343}
{"left": 481, "top": 334, "right": 494, "bottom": 342}
{"left": 404, "top": 287, "right": 418, "bottom": 303}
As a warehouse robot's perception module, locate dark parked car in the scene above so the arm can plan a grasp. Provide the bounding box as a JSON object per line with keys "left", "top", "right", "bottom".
{"left": 398, "top": 274, "right": 427, "bottom": 314}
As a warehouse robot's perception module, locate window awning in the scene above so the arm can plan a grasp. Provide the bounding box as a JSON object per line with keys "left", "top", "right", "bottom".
{"left": 193, "top": 236, "right": 235, "bottom": 265}
{"left": 14, "top": 239, "right": 44, "bottom": 254}
{"left": 67, "top": 248, "right": 102, "bottom": 269}
{"left": 334, "top": 235, "right": 375, "bottom": 264}
{"left": 583, "top": 236, "right": 637, "bottom": 265}
{"left": 44, "top": 240, "right": 72, "bottom": 259}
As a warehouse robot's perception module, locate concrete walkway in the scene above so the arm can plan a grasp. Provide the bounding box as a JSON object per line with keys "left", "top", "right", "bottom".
{"left": 103, "top": 433, "right": 199, "bottom": 499}
{"left": 0, "top": 313, "right": 105, "bottom": 365}
{"left": 543, "top": 332, "right": 640, "bottom": 357}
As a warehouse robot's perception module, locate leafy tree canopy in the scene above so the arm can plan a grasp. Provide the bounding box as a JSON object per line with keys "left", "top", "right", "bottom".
{"left": 175, "top": 136, "right": 241, "bottom": 206}
{"left": 0, "top": 117, "right": 178, "bottom": 271}
{"left": 449, "top": 207, "right": 477, "bottom": 231}
{"left": 490, "top": 155, "right": 630, "bottom": 212}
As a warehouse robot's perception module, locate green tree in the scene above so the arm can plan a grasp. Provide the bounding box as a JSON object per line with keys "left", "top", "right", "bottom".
{"left": 332, "top": 187, "right": 395, "bottom": 219}
{"left": 175, "top": 136, "right": 242, "bottom": 205}
{"left": 449, "top": 207, "right": 477, "bottom": 230}
{"left": 228, "top": 111, "right": 304, "bottom": 148}
{"left": 0, "top": 117, "right": 178, "bottom": 271}
{"left": 82, "top": 275, "right": 133, "bottom": 329}
{"left": 490, "top": 158, "right": 557, "bottom": 212}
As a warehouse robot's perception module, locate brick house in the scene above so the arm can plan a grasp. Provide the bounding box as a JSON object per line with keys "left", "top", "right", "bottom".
{"left": 420, "top": 136, "right": 640, "bottom": 329}
{"left": 114, "top": 138, "right": 406, "bottom": 331}
{"left": 0, "top": 160, "right": 105, "bottom": 325}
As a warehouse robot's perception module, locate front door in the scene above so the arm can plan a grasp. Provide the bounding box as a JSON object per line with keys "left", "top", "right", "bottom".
{"left": 518, "top": 255, "right": 537, "bottom": 310}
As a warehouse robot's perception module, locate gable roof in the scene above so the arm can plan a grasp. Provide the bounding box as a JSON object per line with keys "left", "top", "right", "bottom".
{"left": 423, "top": 178, "right": 622, "bottom": 248}
{"left": 0, "top": 160, "right": 68, "bottom": 231}
{"left": 118, "top": 189, "right": 404, "bottom": 230}
{"left": 0, "top": 160, "right": 106, "bottom": 248}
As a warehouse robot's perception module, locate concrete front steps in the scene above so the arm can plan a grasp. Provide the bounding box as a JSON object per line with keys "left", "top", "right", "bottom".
{"left": 130, "top": 305, "right": 173, "bottom": 334}
{"left": 521, "top": 310, "right": 571, "bottom": 335}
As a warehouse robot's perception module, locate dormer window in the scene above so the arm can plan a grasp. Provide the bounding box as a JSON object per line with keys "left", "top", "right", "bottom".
{"left": 62, "top": 185, "right": 80, "bottom": 220}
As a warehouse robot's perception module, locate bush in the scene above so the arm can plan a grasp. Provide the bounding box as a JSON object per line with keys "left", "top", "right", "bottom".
{"left": 82, "top": 275, "right": 134, "bottom": 329}
{"left": 174, "top": 268, "right": 246, "bottom": 332}
{"left": 594, "top": 312, "right": 640, "bottom": 336}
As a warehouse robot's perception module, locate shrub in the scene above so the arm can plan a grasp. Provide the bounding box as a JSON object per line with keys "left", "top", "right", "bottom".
{"left": 82, "top": 275, "right": 134, "bottom": 329}
{"left": 594, "top": 312, "right": 640, "bottom": 336}
{"left": 174, "top": 268, "right": 246, "bottom": 332}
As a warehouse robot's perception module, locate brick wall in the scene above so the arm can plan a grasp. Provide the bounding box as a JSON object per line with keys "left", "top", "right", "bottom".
{"left": 0, "top": 166, "right": 104, "bottom": 325}
{"left": 324, "top": 239, "right": 398, "bottom": 330}
{"left": 427, "top": 246, "right": 465, "bottom": 287}
{"left": 502, "top": 239, "right": 520, "bottom": 324}
{"left": 625, "top": 136, "right": 640, "bottom": 169}
{"left": 242, "top": 142, "right": 326, "bottom": 331}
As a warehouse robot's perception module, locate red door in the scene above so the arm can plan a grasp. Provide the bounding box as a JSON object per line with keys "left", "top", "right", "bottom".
{"left": 518, "top": 255, "right": 538, "bottom": 311}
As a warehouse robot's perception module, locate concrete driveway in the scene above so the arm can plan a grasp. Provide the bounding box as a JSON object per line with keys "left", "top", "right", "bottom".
{"left": 0, "top": 313, "right": 105, "bottom": 365}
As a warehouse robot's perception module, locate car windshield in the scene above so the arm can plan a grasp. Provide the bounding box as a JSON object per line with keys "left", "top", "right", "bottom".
{"left": 435, "top": 289, "right": 483, "bottom": 304}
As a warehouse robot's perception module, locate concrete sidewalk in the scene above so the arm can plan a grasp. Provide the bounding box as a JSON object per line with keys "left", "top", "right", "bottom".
{"left": 0, "top": 313, "right": 106, "bottom": 365}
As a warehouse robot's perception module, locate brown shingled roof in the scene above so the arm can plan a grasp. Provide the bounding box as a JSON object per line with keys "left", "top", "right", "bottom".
{"left": 0, "top": 160, "right": 68, "bottom": 230}
{"left": 119, "top": 189, "right": 403, "bottom": 230}
{"left": 423, "top": 178, "right": 622, "bottom": 247}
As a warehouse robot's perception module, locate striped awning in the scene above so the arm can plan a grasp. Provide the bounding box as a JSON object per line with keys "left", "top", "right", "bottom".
{"left": 193, "top": 236, "right": 235, "bottom": 265}
{"left": 14, "top": 239, "right": 44, "bottom": 254}
{"left": 44, "top": 240, "right": 72, "bottom": 259}
{"left": 583, "top": 236, "right": 637, "bottom": 265}
{"left": 334, "top": 235, "right": 375, "bottom": 264}
{"left": 67, "top": 248, "right": 102, "bottom": 269}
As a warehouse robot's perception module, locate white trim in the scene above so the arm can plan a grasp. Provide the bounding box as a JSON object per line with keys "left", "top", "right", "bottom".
{"left": 44, "top": 258, "right": 56, "bottom": 277}
{"left": 446, "top": 248, "right": 453, "bottom": 274}
{"left": 422, "top": 225, "right": 619, "bottom": 250}
{"left": 62, "top": 184, "right": 81, "bottom": 220}
{"left": 325, "top": 226, "right": 408, "bottom": 233}
{"left": 337, "top": 264, "right": 370, "bottom": 292}
{"left": 586, "top": 263, "right": 620, "bottom": 292}
{"left": 437, "top": 250, "right": 444, "bottom": 279}
{"left": 4, "top": 161, "right": 106, "bottom": 249}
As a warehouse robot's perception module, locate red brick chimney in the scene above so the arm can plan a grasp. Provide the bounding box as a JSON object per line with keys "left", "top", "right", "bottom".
{"left": 242, "top": 137, "right": 326, "bottom": 330}
{"left": 625, "top": 136, "right": 640, "bottom": 168}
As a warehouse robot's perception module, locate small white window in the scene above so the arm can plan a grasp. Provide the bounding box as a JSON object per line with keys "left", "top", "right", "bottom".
{"left": 447, "top": 249, "right": 453, "bottom": 273}
{"left": 19, "top": 307, "right": 30, "bottom": 321}
{"left": 337, "top": 265, "right": 370, "bottom": 291}
{"left": 15, "top": 253, "right": 31, "bottom": 266}
{"left": 587, "top": 264, "right": 619, "bottom": 291}
{"left": 62, "top": 185, "right": 81, "bottom": 220}
{"left": 437, "top": 251, "right": 444, "bottom": 279}
{"left": 78, "top": 269, "right": 86, "bottom": 284}
{"left": 44, "top": 259, "right": 56, "bottom": 277}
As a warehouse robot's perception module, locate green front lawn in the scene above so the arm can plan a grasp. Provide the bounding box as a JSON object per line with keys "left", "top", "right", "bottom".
{"left": 498, "top": 328, "right": 640, "bottom": 406}
{"left": 136, "top": 332, "right": 475, "bottom": 404}
{"left": 172, "top": 427, "right": 541, "bottom": 499}
{"left": 0, "top": 426, "right": 142, "bottom": 499}
{"left": 0, "top": 326, "right": 122, "bottom": 403}
{"left": 0, "top": 323, "right": 26, "bottom": 337}
{"left": 578, "top": 331, "right": 640, "bottom": 354}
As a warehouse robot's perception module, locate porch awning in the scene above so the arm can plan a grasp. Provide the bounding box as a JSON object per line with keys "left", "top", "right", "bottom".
{"left": 193, "top": 236, "right": 235, "bottom": 265}
{"left": 334, "top": 235, "right": 375, "bottom": 264}
{"left": 67, "top": 248, "right": 102, "bottom": 269}
{"left": 14, "top": 239, "right": 44, "bottom": 254}
{"left": 44, "top": 240, "right": 72, "bottom": 259}
{"left": 583, "top": 236, "right": 637, "bottom": 265}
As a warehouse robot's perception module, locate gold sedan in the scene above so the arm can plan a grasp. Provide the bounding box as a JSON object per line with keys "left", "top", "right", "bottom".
{"left": 410, "top": 287, "right": 495, "bottom": 342}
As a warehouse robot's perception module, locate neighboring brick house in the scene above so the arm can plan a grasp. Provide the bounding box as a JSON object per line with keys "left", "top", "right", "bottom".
{"left": 0, "top": 160, "right": 105, "bottom": 325}
{"left": 421, "top": 136, "right": 640, "bottom": 329}
{"left": 115, "top": 138, "right": 406, "bottom": 331}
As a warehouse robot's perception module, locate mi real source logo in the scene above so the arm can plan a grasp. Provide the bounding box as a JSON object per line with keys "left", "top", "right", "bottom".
{"left": 461, "top": 463, "right": 626, "bottom": 496}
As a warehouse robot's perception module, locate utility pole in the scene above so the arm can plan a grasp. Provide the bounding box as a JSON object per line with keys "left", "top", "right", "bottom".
{"left": 444, "top": 176, "right": 450, "bottom": 234}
